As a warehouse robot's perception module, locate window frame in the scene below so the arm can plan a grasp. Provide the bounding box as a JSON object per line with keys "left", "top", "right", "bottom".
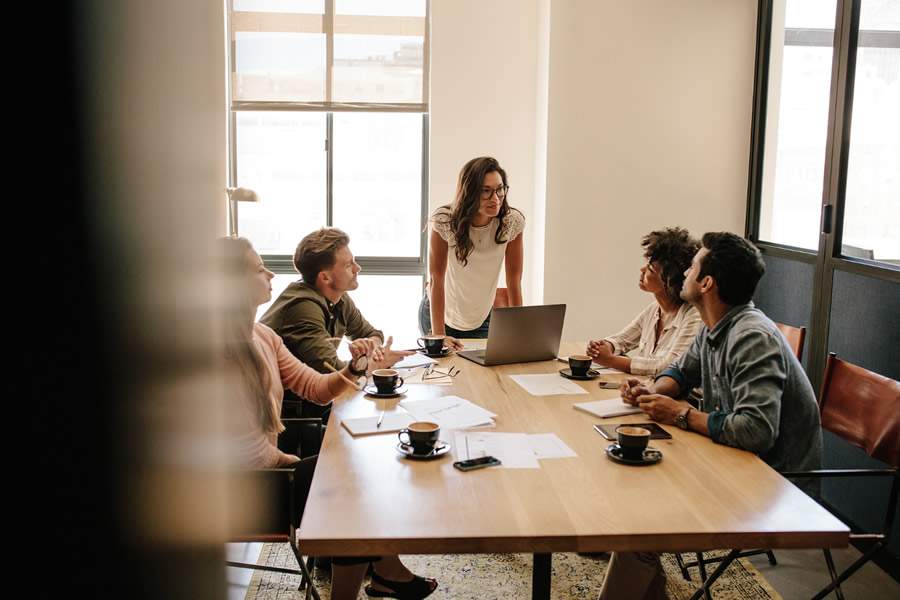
{"left": 225, "top": 0, "right": 431, "bottom": 284}
{"left": 745, "top": 0, "right": 900, "bottom": 390}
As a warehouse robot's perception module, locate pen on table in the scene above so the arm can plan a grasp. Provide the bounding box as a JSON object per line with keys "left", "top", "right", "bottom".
{"left": 376, "top": 410, "right": 385, "bottom": 429}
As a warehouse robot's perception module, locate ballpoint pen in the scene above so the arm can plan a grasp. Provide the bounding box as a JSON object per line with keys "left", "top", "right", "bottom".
{"left": 376, "top": 410, "right": 385, "bottom": 429}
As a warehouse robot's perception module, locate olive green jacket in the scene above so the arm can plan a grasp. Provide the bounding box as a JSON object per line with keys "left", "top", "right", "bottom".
{"left": 260, "top": 281, "right": 383, "bottom": 373}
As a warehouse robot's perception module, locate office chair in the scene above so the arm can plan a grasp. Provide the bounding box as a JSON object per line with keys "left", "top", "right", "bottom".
{"left": 781, "top": 353, "right": 899, "bottom": 600}
{"left": 226, "top": 418, "right": 325, "bottom": 600}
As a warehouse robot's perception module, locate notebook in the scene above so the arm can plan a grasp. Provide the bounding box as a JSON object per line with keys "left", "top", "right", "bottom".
{"left": 573, "top": 399, "right": 643, "bottom": 418}
{"left": 340, "top": 412, "right": 414, "bottom": 437}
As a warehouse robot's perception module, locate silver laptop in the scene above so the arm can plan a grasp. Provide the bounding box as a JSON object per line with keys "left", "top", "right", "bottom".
{"left": 457, "top": 304, "right": 566, "bottom": 366}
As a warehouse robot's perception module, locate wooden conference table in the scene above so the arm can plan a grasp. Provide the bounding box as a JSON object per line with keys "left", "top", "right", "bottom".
{"left": 298, "top": 343, "right": 848, "bottom": 599}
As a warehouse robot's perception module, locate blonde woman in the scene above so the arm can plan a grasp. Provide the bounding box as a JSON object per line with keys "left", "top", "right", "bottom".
{"left": 219, "top": 237, "right": 437, "bottom": 600}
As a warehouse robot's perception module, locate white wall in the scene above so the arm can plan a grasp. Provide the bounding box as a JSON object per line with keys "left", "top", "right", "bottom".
{"left": 544, "top": 0, "right": 757, "bottom": 340}
{"left": 429, "top": 0, "right": 549, "bottom": 304}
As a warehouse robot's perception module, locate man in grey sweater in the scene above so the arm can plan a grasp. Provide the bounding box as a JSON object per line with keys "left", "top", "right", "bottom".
{"left": 599, "top": 232, "right": 822, "bottom": 600}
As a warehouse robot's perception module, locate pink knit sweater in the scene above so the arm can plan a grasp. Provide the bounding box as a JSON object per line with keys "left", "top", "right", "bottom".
{"left": 238, "top": 323, "right": 334, "bottom": 468}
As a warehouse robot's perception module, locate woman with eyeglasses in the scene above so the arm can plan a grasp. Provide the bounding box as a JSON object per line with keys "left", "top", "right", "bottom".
{"left": 586, "top": 227, "right": 702, "bottom": 376}
{"left": 419, "top": 156, "right": 525, "bottom": 341}
{"left": 218, "top": 236, "right": 438, "bottom": 600}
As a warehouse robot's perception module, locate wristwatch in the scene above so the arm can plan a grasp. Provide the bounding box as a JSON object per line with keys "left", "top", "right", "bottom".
{"left": 676, "top": 406, "right": 692, "bottom": 431}
{"left": 347, "top": 354, "right": 368, "bottom": 377}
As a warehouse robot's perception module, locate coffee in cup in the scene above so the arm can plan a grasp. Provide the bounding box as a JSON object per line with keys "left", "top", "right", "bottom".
{"left": 372, "top": 368, "right": 404, "bottom": 394}
{"left": 398, "top": 421, "right": 440, "bottom": 454}
{"left": 568, "top": 354, "right": 592, "bottom": 377}
{"left": 616, "top": 425, "right": 651, "bottom": 460}
{"left": 417, "top": 335, "right": 445, "bottom": 355}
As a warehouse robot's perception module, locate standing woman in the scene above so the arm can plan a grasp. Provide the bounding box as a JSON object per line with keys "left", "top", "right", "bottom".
{"left": 420, "top": 156, "right": 525, "bottom": 340}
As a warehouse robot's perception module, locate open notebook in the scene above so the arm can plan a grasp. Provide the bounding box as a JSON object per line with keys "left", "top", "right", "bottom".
{"left": 341, "top": 412, "right": 414, "bottom": 436}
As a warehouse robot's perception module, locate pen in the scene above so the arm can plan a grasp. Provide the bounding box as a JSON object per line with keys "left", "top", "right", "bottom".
{"left": 376, "top": 411, "right": 384, "bottom": 429}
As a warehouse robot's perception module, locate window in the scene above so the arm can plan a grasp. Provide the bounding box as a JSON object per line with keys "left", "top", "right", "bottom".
{"left": 228, "top": 0, "right": 430, "bottom": 339}
{"left": 757, "top": 0, "right": 899, "bottom": 264}
{"left": 841, "top": 1, "right": 900, "bottom": 263}
{"left": 759, "top": 0, "right": 838, "bottom": 251}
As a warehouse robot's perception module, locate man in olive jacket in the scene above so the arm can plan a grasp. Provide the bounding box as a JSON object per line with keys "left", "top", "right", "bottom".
{"left": 261, "top": 227, "right": 413, "bottom": 378}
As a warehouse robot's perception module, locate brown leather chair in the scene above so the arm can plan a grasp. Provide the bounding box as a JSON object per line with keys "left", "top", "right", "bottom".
{"left": 775, "top": 321, "right": 806, "bottom": 361}
{"left": 781, "top": 353, "right": 899, "bottom": 600}
{"left": 226, "top": 418, "right": 325, "bottom": 600}
{"left": 676, "top": 353, "right": 899, "bottom": 599}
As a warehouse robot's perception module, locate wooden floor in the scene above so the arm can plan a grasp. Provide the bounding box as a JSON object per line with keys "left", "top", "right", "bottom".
{"left": 226, "top": 542, "right": 899, "bottom": 599}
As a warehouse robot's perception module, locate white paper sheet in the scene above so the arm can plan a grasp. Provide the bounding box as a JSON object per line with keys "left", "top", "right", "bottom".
{"left": 453, "top": 431, "right": 540, "bottom": 469}
{"left": 573, "top": 399, "right": 643, "bottom": 418}
{"left": 400, "top": 395, "right": 496, "bottom": 429}
{"left": 393, "top": 353, "right": 438, "bottom": 370}
{"left": 508, "top": 374, "right": 589, "bottom": 396}
{"left": 527, "top": 433, "right": 578, "bottom": 459}
{"left": 340, "top": 411, "right": 414, "bottom": 436}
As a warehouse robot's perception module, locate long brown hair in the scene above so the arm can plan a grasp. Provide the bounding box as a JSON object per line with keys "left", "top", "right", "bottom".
{"left": 217, "top": 236, "right": 281, "bottom": 435}
{"left": 437, "top": 156, "right": 517, "bottom": 266}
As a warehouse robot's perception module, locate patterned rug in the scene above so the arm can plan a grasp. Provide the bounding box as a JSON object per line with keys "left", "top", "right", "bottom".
{"left": 245, "top": 545, "right": 782, "bottom": 600}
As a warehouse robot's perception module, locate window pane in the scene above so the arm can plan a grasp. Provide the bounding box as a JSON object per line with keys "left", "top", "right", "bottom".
{"left": 858, "top": 0, "right": 900, "bottom": 31}
{"left": 232, "top": 2, "right": 326, "bottom": 102}
{"left": 347, "top": 275, "right": 424, "bottom": 349}
{"left": 333, "top": 34, "right": 424, "bottom": 103}
{"left": 759, "top": 0, "right": 836, "bottom": 250}
{"left": 841, "top": 2, "right": 900, "bottom": 264}
{"left": 336, "top": 0, "right": 425, "bottom": 18}
{"left": 234, "top": 33, "right": 325, "bottom": 102}
{"left": 235, "top": 0, "right": 324, "bottom": 13}
{"left": 236, "top": 112, "right": 327, "bottom": 255}
{"left": 332, "top": 113, "right": 423, "bottom": 257}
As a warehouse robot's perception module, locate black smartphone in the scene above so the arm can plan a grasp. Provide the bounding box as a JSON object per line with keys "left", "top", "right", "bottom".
{"left": 453, "top": 456, "right": 501, "bottom": 471}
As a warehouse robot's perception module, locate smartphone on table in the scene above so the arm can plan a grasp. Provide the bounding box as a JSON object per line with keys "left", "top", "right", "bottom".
{"left": 453, "top": 456, "right": 502, "bottom": 471}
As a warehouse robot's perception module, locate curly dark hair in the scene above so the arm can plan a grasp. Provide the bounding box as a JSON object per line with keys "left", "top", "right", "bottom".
{"left": 641, "top": 227, "right": 700, "bottom": 304}
{"left": 438, "top": 156, "right": 520, "bottom": 266}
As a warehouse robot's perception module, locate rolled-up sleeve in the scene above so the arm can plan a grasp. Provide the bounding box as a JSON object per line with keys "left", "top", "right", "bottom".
{"left": 713, "top": 330, "right": 785, "bottom": 454}
{"left": 660, "top": 333, "right": 704, "bottom": 397}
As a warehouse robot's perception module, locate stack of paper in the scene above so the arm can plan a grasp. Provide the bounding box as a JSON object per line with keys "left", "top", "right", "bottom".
{"left": 573, "top": 399, "right": 643, "bottom": 418}
{"left": 341, "top": 412, "right": 414, "bottom": 436}
{"left": 399, "top": 395, "right": 496, "bottom": 430}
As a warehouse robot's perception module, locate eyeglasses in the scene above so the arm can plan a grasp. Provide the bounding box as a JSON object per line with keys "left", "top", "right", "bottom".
{"left": 481, "top": 185, "right": 509, "bottom": 200}
{"left": 422, "top": 364, "right": 460, "bottom": 380}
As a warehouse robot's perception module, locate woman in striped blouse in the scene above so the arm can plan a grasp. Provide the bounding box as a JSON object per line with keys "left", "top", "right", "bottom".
{"left": 587, "top": 227, "right": 701, "bottom": 377}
